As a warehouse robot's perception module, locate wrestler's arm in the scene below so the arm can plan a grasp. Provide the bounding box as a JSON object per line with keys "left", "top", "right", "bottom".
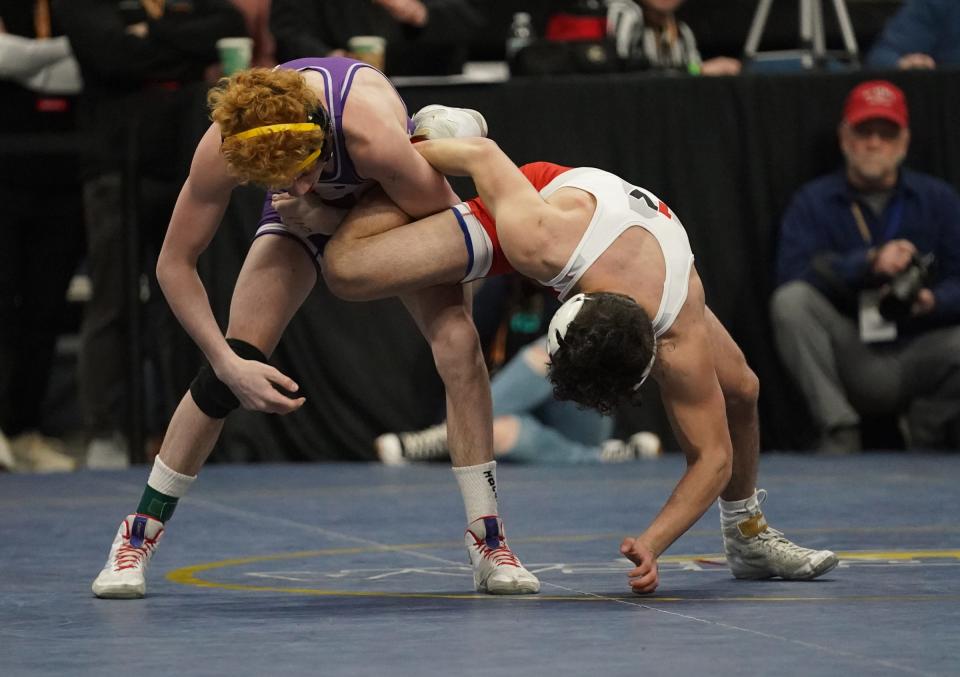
{"left": 413, "top": 137, "right": 544, "bottom": 221}
{"left": 157, "top": 124, "right": 238, "bottom": 367}
{"left": 352, "top": 114, "right": 459, "bottom": 218}
{"left": 414, "top": 138, "right": 554, "bottom": 273}
{"left": 621, "top": 287, "right": 733, "bottom": 593}
{"left": 157, "top": 124, "right": 302, "bottom": 412}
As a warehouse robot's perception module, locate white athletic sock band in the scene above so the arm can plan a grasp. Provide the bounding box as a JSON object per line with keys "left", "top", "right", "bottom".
{"left": 719, "top": 490, "right": 760, "bottom": 519}
{"left": 148, "top": 456, "right": 197, "bottom": 498}
{"left": 452, "top": 460, "right": 499, "bottom": 523}
{"left": 452, "top": 204, "right": 493, "bottom": 283}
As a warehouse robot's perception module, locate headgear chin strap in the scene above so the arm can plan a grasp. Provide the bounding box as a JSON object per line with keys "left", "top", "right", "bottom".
{"left": 546, "top": 292, "right": 657, "bottom": 391}
{"left": 632, "top": 341, "right": 657, "bottom": 391}
{"left": 225, "top": 102, "right": 333, "bottom": 174}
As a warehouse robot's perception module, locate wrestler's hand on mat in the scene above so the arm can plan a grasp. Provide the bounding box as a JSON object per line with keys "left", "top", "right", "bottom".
{"left": 620, "top": 537, "right": 660, "bottom": 594}
{"left": 272, "top": 192, "right": 346, "bottom": 235}
{"left": 221, "top": 357, "right": 306, "bottom": 414}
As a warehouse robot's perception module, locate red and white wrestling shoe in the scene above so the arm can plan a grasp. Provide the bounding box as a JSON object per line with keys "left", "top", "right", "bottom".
{"left": 412, "top": 105, "right": 488, "bottom": 140}
{"left": 465, "top": 516, "right": 540, "bottom": 594}
{"left": 91, "top": 514, "right": 165, "bottom": 599}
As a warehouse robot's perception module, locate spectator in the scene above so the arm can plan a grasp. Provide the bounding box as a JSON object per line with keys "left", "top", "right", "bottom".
{"left": 771, "top": 80, "right": 960, "bottom": 453}
{"left": 377, "top": 336, "right": 662, "bottom": 464}
{"left": 53, "top": 0, "right": 246, "bottom": 468}
{"left": 0, "top": 1, "right": 84, "bottom": 472}
{"left": 270, "top": 0, "right": 485, "bottom": 76}
{"left": 607, "top": 0, "right": 741, "bottom": 75}
{"left": 227, "top": 0, "right": 275, "bottom": 66}
{"left": 866, "top": 0, "right": 960, "bottom": 70}
{"left": 376, "top": 276, "right": 661, "bottom": 464}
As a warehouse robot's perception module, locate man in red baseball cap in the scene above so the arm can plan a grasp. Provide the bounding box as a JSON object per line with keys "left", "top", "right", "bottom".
{"left": 841, "top": 80, "right": 910, "bottom": 194}
{"left": 843, "top": 80, "right": 909, "bottom": 127}
{"left": 772, "top": 79, "right": 960, "bottom": 454}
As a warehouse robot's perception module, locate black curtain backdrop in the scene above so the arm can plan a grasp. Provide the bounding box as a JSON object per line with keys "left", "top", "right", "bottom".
{"left": 58, "top": 68, "right": 955, "bottom": 460}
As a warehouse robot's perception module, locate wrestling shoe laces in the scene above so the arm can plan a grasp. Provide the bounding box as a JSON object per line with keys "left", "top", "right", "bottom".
{"left": 92, "top": 514, "right": 165, "bottom": 599}
{"left": 375, "top": 424, "right": 449, "bottom": 465}
{"left": 399, "top": 424, "right": 449, "bottom": 461}
{"left": 468, "top": 531, "right": 521, "bottom": 567}
{"left": 464, "top": 516, "right": 540, "bottom": 594}
{"left": 599, "top": 439, "right": 634, "bottom": 463}
{"left": 722, "top": 489, "right": 838, "bottom": 580}
{"left": 753, "top": 526, "right": 818, "bottom": 556}
{"left": 113, "top": 532, "right": 161, "bottom": 571}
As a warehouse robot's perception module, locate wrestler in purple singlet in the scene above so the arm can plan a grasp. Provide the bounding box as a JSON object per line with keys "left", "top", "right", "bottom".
{"left": 254, "top": 57, "right": 415, "bottom": 262}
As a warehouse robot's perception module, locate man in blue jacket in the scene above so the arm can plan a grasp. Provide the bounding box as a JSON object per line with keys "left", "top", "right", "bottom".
{"left": 771, "top": 80, "right": 960, "bottom": 453}
{"left": 866, "top": 0, "right": 960, "bottom": 69}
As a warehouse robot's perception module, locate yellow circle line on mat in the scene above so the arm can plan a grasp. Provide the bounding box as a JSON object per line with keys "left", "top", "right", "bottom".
{"left": 166, "top": 547, "right": 960, "bottom": 600}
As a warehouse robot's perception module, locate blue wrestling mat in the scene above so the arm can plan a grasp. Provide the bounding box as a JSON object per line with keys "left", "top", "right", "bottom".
{"left": 1, "top": 454, "right": 958, "bottom": 676}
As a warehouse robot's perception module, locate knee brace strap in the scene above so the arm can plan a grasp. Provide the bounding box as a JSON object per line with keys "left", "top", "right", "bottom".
{"left": 189, "top": 338, "right": 268, "bottom": 419}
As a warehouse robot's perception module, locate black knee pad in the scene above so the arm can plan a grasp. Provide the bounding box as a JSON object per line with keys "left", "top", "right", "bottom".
{"left": 189, "top": 338, "right": 268, "bottom": 419}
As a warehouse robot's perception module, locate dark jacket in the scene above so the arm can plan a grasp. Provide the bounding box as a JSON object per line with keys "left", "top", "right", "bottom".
{"left": 776, "top": 167, "right": 960, "bottom": 333}
{"left": 270, "top": 0, "right": 485, "bottom": 76}
{"left": 53, "top": 0, "right": 245, "bottom": 178}
{"left": 866, "top": 0, "right": 960, "bottom": 68}
{"left": 0, "top": 0, "right": 80, "bottom": 184}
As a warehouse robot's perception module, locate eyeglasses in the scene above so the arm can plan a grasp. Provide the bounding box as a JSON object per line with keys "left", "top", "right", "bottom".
{"left": 850, "top": 121, "right": 902, "bottom": 141}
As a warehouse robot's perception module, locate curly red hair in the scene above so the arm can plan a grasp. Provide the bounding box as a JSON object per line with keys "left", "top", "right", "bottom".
{"left": 208, "top": 68, "right": 327, "bottom": 188}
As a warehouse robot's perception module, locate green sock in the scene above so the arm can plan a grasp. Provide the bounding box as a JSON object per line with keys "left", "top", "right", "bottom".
{"left": 136, "top": 484, "right": 180, "bottom": 522}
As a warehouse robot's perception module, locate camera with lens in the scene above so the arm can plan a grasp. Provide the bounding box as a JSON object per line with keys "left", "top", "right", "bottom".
{"left": 878, "top": 253, "right": 935, "bottom": 320}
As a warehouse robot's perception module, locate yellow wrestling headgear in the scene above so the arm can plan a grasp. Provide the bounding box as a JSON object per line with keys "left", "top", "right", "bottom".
{"left": 223, "top": 104, "right": 333, "bottom": 175}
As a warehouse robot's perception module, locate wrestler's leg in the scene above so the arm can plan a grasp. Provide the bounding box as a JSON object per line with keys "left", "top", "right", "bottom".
{"left": 324, "top": 187, "right": 469, "bottom": 301}
{"left": 704, "top": 306, "right": 838, "bottom": 580}
{"left": 702, "top": 307, "right": 759, "bottom": 501}
{"left": 400, "top": 282, "right": 539, "bottom": 594}
{"left": 92, "top": 235, "right": 316, "bottom": 599}
{"left": 400, "top": 283, "right": 492, "bottom": 469}
{"left": 160, "top": 235, "right": 318, "bottom": 475}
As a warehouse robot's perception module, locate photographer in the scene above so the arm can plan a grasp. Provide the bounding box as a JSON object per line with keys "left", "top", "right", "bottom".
{"left": 771, "top": 80, "right": 960, "bottom": 453}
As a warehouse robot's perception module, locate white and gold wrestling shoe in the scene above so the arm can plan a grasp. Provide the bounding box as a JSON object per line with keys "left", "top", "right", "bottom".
{"left": 92, "top": 514, "right": 165, "bottom": 599}
{"left": 412, "top": 104, "right": 488, "bottom": 140}
{"left": 721, "top": 490, "right": 838, "bottom": 580}
{"left": 465, "top": 516, "right": 540, "bottom": 594}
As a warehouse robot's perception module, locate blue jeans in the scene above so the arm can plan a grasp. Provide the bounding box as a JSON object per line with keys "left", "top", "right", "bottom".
{"left": 492, "top": 341, "right": 613, "bottom": 463}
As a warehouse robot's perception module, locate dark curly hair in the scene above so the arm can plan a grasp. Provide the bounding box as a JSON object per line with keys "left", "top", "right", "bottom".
{"left": 548, "top": 292, "right": 656, "bottom": 415}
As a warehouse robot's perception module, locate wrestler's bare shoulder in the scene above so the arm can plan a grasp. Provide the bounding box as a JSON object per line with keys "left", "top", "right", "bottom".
{"left": 191, "top": 123, "right": 239, "bottom": 195}
{"left": 505, "top": 201, "right": 584, "bottom": 282}
{"left": 340, "top": 68, "right": 408, "bottom": 134}
{"left": 300, "top": 69, "right": 328, "bottom": 104}
{"left": 534, "top": 188, "right": 599, "bottom": 269}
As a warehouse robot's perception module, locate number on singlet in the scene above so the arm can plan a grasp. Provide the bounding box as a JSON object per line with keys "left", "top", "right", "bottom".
{"left": 627, "top": 187, "right": 673, "bottom": 220}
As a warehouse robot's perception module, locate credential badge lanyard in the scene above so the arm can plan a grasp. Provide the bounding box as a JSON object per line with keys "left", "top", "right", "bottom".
{"left": 850, "top": 195, "right": 904, "bottom": 246}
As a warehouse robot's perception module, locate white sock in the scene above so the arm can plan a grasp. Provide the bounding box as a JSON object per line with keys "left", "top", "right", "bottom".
{"left": 719, "top": 489, "right": 761, "bottom": 526}
{"left": 452, "top": 461, "right": 499, "bottom": 523}
{"left": 148, "top": 456, "right": 196, "bottom": 497}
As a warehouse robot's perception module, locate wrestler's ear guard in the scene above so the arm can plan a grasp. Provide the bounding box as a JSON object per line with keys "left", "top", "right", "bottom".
{"left": 546, "top": 293, "right": 590, "bottom": 357}
{"left": 546, "top": 292, "right": 657, "bottom": 391}
{"left": 307, "top": 103, "right": 334, "bottom": 164}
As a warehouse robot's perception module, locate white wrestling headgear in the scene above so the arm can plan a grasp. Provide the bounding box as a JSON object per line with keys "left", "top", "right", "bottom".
{"left": 546, "top": 293, "right": 590, "bottom": 357}
{"left": 546, "top": 292, "right": 657, "bottom": 391}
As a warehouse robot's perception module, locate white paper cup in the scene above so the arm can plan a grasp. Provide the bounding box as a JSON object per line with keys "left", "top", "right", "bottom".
{"left": 216, "top": 37, "right": 254, "bottom": 75}
{"left": 347, "top": 35, "right": 387, "bottom": 71}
